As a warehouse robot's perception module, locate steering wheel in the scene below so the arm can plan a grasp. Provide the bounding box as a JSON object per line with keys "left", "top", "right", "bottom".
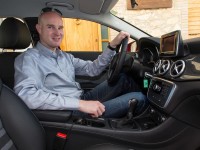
{"left": 107, "top": 37, "right": 128, "bottom": 85}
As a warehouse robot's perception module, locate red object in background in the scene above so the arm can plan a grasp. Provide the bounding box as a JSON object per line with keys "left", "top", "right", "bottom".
{"left": 127, "top": 41, "right": 138, "bottom": 52}
{"left": 127, "top": 41, "right": 134, "bottom": 52}
{"left": 56, "top": 132, "right": 67, "bottom": 139}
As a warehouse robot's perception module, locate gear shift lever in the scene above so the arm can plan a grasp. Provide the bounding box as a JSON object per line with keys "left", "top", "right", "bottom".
{"left": 115, "top": 99, "right": 138, "bottom": 128}
{"left": 127, "top": 99, "right": 138, "bottom": 120}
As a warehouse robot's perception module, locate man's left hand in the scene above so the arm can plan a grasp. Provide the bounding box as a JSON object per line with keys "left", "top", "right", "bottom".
{"left": 109, "top": 31, "right": 130, "bottom": 48}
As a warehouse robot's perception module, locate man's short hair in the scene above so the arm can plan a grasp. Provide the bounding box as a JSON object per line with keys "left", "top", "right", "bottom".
{"left": 40, "top": 7, "right": 62, "bottom": 16}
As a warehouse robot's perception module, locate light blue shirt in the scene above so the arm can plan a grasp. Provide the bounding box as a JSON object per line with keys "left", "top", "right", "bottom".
{"left": 14, "top": 42, "right": 115, "bottom": 110}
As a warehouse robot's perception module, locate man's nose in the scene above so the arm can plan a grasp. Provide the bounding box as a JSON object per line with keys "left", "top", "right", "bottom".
{"left": 54, "top": 28, "right": 60, "bottom": 35}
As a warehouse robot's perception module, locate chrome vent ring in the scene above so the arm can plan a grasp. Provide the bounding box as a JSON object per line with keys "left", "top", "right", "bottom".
{"left": 170, "top": 60, "right": 185, "bottom": 78}
{"left": 153, "top": 60, "right": 162, "bottom": 74}
{"left": 159, "top": 60, "right": 170, "bottom": 75}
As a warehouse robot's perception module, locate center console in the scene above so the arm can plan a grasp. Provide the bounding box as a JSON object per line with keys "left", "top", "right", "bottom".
{"left": 72, "top": 95, "right": 168, "bottom": 131}
{"left": 71, "top": 106, "right": 167, "bottom": 132}
{"left": 147, "top": 77, "right": 176, "bottom": 108}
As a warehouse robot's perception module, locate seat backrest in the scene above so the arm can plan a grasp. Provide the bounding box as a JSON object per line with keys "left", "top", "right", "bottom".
{"left": 0, "top": 52, "right": 21, "bottom": 89}
{"left": 0, "top": 17, "right": 32, "bottom": 89}
{"left": 0, "top": 79, "right": 46, "bottom": 150}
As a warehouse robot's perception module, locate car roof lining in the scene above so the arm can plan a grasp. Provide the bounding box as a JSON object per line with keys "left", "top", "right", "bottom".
{"left": 0, "top": 0, "right": 118, "bottom": 18}
{"left": 0, "top": 0, "right": 150, "bottom": 40}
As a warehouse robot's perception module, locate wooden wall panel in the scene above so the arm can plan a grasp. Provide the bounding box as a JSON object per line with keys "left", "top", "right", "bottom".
{"left": 60, "top": 18, "right": 101, "bottom": 51}
{"left": 188, "top": 0, "right": 200, "bottom": 37}
{"left": 127, "top": 0, "right": 172, "bottom": 10}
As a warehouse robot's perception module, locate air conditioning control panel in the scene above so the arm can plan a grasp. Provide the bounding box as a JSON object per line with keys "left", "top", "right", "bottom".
{"left": 147, "top": 78, "right": 176, "bottom": 108}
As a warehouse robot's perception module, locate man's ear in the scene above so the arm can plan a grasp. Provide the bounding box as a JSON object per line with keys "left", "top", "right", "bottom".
{"left": 36, "top": 24, "right": 41, "bottom": 34}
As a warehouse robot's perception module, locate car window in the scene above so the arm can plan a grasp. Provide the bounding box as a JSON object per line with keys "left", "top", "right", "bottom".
{"left": 60, "top": 18, "right": 136, "bottom": 52}
{"left": 0, "top": 17, "right": 136, "bottom": 53}
{"left": 112, "top": 0, "right": 200, "bottom": 40}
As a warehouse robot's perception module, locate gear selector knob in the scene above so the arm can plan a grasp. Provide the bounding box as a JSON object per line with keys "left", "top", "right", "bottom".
{"left": 127, "top": 99, "right": 138, "bottom": 120}
{"left": 114, "top": 98, "right": 138, "bottom": 128}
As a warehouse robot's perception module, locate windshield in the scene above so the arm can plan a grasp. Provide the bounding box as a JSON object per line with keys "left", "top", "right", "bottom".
{"left": 112, "top": 0, "right": 200, "bottom": 40}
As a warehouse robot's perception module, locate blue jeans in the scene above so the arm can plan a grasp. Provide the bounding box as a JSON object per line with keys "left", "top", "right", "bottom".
{"left": 74, "top": 74, "right": 148, "bottom": 118}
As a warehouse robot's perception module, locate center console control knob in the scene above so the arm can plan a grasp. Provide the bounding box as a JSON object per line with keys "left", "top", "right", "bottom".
{"left": 153, "top": 84, "right": 162, "bottom": 92}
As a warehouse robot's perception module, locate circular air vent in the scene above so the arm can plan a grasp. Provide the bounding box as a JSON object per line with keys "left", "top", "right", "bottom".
{"left": 159, "top": 60, "right": 170, "bottom": 75}
{"left": 153, "top": 60, "right": 162, "bottom": 74}
{"left": 170, "top": 60, "right": 185, "bottom": 78}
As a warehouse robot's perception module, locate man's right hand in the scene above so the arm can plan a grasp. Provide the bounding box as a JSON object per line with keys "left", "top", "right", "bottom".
{"left": 79, "top": 100, "right": 105, "bottom": 118}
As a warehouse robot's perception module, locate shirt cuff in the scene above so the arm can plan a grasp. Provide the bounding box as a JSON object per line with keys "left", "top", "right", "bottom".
{"left": 64, "top": 97, "right": 80, "bottom": 110}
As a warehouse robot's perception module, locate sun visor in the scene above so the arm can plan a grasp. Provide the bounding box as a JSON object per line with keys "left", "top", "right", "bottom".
{"left": 79, "top": 0, "right": 105, "bottom": 15}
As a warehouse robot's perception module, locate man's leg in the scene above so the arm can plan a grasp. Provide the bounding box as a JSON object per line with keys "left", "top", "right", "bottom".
{"left": 81, "top": 73, "right": 140, "bottom": 102}
{"left": 73, "top": 92, "right": 147, "bottom": 118}
{"left": 102, "top": 92, "right": 147, "bottom": 118}
{"left": 74, "top": 74, "right": 147, "bottom": 118}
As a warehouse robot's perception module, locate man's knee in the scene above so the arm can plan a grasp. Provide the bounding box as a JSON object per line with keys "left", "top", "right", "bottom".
{"left": 118, "top": 73, "right": 140, "bottom": 92}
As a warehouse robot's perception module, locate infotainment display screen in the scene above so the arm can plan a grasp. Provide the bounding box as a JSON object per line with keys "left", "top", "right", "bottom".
{"left": 160, "top": 30, "right": 184, "bottom": 57}
{"left": 161, "top": 35, "right": 176, "bottom": 55}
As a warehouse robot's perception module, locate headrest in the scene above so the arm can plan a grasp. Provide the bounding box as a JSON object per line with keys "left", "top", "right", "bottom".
{"left": 0, "top": 17, "right": 32, "bottom": 49}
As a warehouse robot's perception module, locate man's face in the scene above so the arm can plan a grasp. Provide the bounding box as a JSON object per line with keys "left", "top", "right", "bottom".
{"left": 36, "top": 12, "right": 64, "bottom": 51}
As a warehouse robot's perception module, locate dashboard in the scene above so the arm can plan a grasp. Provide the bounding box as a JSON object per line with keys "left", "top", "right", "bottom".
{"left": 136, "top": 31, "right": 200, "bottom": 128}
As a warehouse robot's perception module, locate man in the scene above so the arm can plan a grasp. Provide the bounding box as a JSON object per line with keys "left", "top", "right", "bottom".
{"left": 14, "top": 7, "right": 147, "bottom": 118}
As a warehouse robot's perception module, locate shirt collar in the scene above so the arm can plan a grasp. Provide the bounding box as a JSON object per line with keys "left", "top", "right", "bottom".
{"left": 36, "top": 42, "right": 61, "bottom": 58}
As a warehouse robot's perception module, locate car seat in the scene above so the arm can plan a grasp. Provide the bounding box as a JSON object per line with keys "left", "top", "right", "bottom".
{"left": 0, "top": 17, "right": 45, "bottom": 150}
{"left": 0, "top": 78, "right": 46, "bottom": 149}
{"left": 0, "top": 17, "right": 31, "bottom": 89}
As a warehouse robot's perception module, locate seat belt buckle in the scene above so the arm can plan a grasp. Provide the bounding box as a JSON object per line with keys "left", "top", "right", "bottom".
{"left": 53, "top": 132, "right": 67, "bottom": 150}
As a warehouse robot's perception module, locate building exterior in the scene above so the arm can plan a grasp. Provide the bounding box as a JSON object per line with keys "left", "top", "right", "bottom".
{"left": 111, "top": 0, "right": 189, "bottom": 39}
{"left": 61, "top": 0, "right": 200, "bottom": 51}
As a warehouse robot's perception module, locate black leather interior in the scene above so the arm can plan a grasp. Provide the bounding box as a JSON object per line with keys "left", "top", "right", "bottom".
{"left": 0, "top": 52, "right": 20, "bottom": 89}
{"left": 33, "top": 110, "right": 72, "bottom": 122}
{"left": 0, "top": 17, "right": 31, "bottom": 49}
{"left": 0, "top": 79, "right": 46, "bottom": 150}
{"left": 0, "top": 17, "right": 32, "bottom": 89}
{"left": 85, "top": 143, "right": 130, "bottom": 150}
{"left": 0, "top": 17, "right": 46, "bottom": 150}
